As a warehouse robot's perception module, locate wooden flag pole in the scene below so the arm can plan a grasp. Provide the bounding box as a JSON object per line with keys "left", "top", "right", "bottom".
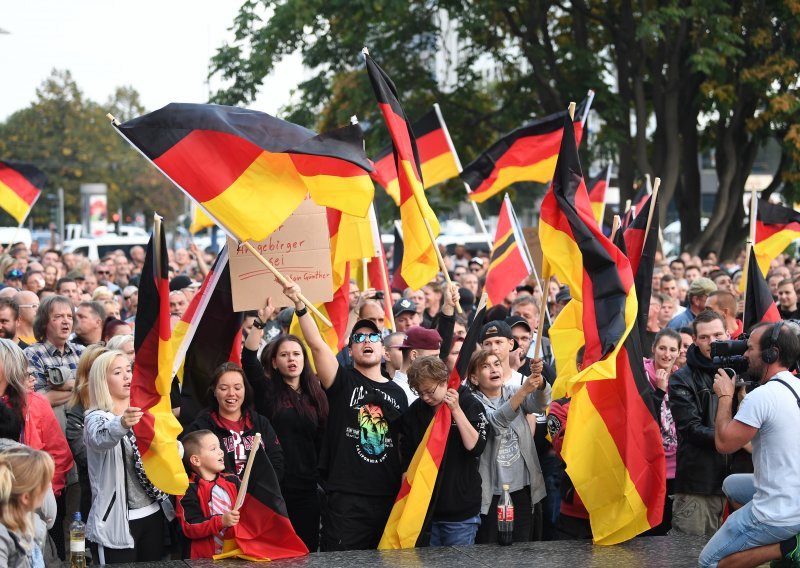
{"left": 642, "top": 177, "right": 661, "bottom": 255}
{"left": 568, "top": 102, "right": 576, "bottom": 120}
{"left": 378, "top": 255, "right": 396, "bottom": 331}
{"left": 600, "top": 164, "right": 612, "bottom": 224}
{"left": 532, "top": 279, "right": 548, "bottom": 361}
{"left": 421, "top": 217, "right": 462, "bottom": 314}
{"left": 233, "top": 432, "right": 261, "bottom": 510}
{"left": 610, "top": 215, "right": 622, "bottom": 243}
{"left": 242, "top": 242, "right": 333, "bottom": 328}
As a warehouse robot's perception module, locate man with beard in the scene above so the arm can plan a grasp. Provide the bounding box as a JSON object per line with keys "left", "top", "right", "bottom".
{"left": 699, "top": 322, "right": 800, "bottom": 567}
{"left": 288, "top": 281, "right": 407, "bottom": 551}
{"left": 668, "top": 310, "right": 731, "bottom": 536}
{"left": 0, "top": 297, "right": 26, "bottom": 348}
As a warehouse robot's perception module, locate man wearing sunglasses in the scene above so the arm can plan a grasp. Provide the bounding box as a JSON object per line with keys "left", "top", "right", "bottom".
{"left": 287, "top": 281, "right": 407, "bottom": 552}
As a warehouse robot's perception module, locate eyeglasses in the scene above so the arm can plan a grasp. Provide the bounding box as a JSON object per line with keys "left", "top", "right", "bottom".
{"left": 351, "top": 332, "right": 382, "bottom": 344}
{"left": 411, "top": 383, "right": 442, "bottom": 397}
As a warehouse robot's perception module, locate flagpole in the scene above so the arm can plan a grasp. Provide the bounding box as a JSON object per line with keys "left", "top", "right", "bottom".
{"left": 421, "top": 217, "right": 463, "bottom": 314}
{"left": 642, "top": 177, "right": 661, "bottom": 256}
{"left": 433, "top": 103, "right": 492, "bottom": 247}
{"left": 610, "top": 215, "right": 622, "bottom": 242}
{"left": 153, "top": 214, "right": 163, "bottom": 270}
{"left": 507, "top": 194, "right": 551, "bottom": 325}
{"left": 107, "top": 113, "right": 333, "bottom": 329}
{"left": 234, "top": 432, "right": 262, "bottom": 510}
{"left": 531, "top": 279, "right": 548, "bottom": 361}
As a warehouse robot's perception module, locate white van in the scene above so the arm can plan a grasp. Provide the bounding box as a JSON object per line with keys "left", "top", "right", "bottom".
{"left": 62, "top": 233, "right": 150, "bottom": 261}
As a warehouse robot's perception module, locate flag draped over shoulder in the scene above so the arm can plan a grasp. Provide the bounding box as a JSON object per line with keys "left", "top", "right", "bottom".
{"left": 462, "top": 98, "right": 589, "bottom": 203}
{"left": 484, "top": 195, "right": 532, "bottom": 307}
{"left": 743, "top": 246, "right": 781, "bottom": 331}
{"left": 171, "top": 246, "right": 243, "bottom": 405}
{"left": 587, "top": 165, "right": 610, "bottom": 227}
{"left": 215, "top": 443, "right": 307, "bottom": 560}
{"left": 0, "top": 160, "right": 45, "bottom": 225}
{"left": 538, "top": 114, "right": 665, "bottom": 544}
{"left": 371, "top": 106, "right": 460, "bottom": 204}
{"left": 130, "top": 220, "right": 187, "bottom": 495}
{"left": 380, "top": 299, "right": 487, "bottom": 549}
{"left": 113, "top": 103, "right": 374, "bottom": 242}
{"left": 365, "top": 53, "right": 440, "bottom": 290}
{"left": 753, "top": 199, "right": 800, "bottom": 277}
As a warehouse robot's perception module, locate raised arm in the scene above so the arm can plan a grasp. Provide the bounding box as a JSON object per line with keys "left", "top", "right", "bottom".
{"left": 283, "top": 282, "right": 339, "bottom": 388}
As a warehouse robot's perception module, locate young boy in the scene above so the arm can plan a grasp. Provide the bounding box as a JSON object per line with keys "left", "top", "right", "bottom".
{"left": 177, "top": 430, "right": 241, "bottom": 559}
{"left": 400, "top": 356, "right": 488, "bottom": 546}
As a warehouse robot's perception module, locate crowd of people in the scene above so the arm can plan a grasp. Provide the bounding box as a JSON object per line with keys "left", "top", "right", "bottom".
{"left": 0, "top": 237, "right": 798, "bottom": 567}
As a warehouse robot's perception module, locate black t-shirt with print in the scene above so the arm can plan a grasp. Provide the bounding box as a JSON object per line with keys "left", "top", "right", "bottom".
{"left": 320, "top": 365, "right": 408, "bottom": 496}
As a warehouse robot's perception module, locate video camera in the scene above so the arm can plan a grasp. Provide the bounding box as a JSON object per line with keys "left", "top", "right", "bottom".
{"left": 710, "top": 338, "right": 749, "bottom": 382}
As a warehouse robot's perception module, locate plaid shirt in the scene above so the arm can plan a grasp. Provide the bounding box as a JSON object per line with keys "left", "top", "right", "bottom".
{"left": 25, "top": 340, "right": 86, "bottom": 393}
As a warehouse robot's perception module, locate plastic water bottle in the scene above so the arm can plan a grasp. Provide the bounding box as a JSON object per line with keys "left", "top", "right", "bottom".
{"left": 497, "top": 484, "right": 514, "bottom": 545}
{"left": 69, "top": 512, "right": 86, "bottom": 568}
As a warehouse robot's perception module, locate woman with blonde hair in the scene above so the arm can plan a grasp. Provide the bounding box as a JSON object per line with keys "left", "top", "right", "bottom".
{"left": 0, "top": 446, "right": 55, "bottom": 567}
{"left": 65, "top": 344, "right": 108, "bottom": 521}
{"left": 84, "top": 350, "right": 174, "bottom": 564}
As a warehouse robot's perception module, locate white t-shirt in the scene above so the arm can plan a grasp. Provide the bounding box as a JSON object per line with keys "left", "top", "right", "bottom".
{"left": 734, "top": 371, "right": 800, "bottom": 525}
{"left": 392, "top": 370, "right": 418, "bottom": 405}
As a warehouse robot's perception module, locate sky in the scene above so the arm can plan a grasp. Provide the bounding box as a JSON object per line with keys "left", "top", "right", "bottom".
{"left": 0, "top": 0, "right": 302, "bottom": 121}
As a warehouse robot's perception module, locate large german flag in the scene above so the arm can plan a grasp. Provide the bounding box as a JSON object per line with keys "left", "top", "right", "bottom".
{"left": 113, "top": 103, "right": 374, "bottom": 242}
{"left": 189, "top": 202, "right": 215, "bottom": 234}
{"left": 0, "top": 161, "right": 45, "bottom": 225}
{"left": 587, "top": 165, "right": 611, "bottom": 227}
{"left": 171, "top": 246, "right": 243, "bottom": 408}
{"left": 539, "top": 114, "right": 664, "bottom": 544}
{"left": 215, "top": 442, "right": 307, "bottom": 560}
{"left": 753, "top": 199, "right": 800, "bottom": 277}
{"left": 380, "top": 297, "right": 487, "bottom": 549}
{"left": 462, "top": 97, "right": 590, "bottom": 203}
{"left": 743, "top": 246, "right": 781, "bottom": 331}
{"left": 371, "top": 106, "right": 460, "bottom": 204}
{"left": 365, "top": 53, "right": 440, "bottom": 290}
{"left": 484, "top": 195, "right": 532, "bottom": 307}
{"left": 130, "top": 218, "right": 188, "bottom": 495}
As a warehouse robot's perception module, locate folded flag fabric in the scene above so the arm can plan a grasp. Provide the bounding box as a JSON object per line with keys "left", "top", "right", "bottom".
{"left": 371, "top": 106, "right": 460, "bottom": 204}
{"left": 0, "top": 160, "right": 45, "bottom": 225}
{"left": 753, "top": 199, "right": 800, "bottom": 278}
{"left": 130, "top": 219, "right": 188, "bottom": 495}
{"left": 484, "top": 194, "right": 532, "bottom": 306}
{"left": 743, "top": 246, "right": 781, "bottom": 331}
{"left": 113, "top": 102, "right": 374, "bottom": 242}
{"left": 587, "top": 165, "right": 611, "bottom": 226}
{"left": 462, "top": 97, "right": 590, "bottom": 203}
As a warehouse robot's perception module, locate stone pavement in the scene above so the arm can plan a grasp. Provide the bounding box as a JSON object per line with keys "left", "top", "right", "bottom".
{"left": 82, "top": 535, "right": 709, "bottom": 567}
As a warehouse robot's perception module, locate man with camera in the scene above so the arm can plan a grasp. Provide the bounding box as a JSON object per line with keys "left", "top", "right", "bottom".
{"left": 699, "top": 322, "right": 800, "bottom": 567}
{"left": 668, "top": 310, "right": 732, "bottom": 536}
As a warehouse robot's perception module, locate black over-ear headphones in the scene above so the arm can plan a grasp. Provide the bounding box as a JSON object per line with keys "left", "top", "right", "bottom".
{"left": 761, "top": 321, "right": 784, "bottom": 364}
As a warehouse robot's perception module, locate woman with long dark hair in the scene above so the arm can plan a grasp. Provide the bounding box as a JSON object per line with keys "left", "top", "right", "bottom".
{"left": 241, "top": 296, "right": 328, "bottom": 552}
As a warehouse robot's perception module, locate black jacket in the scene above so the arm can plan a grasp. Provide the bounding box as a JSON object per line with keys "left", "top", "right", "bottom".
{"left": 667, "top": 345, "right": 730, "bottom": 495}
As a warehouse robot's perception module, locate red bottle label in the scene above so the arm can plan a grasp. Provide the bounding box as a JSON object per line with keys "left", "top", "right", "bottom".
{"left": 497, "top": 505, "right": 514, "bottom": 522}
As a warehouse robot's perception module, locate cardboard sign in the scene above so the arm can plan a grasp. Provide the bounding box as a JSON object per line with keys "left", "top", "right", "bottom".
{"left": 228, "top": 197, "right": 333, "bottom": 311}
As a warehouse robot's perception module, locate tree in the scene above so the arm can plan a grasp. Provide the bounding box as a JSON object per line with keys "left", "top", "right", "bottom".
{"left": 0, "top": 70, "right": 183, "bottom": 229}
{"left": 209, "top": 0, "right": 800, "bottom": 257}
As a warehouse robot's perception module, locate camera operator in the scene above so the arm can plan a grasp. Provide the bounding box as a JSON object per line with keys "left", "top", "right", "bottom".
{"left": 699, "top": 322, "right": 800, "bottom": 567}
{"left": 668, "top": 310, "right": 732, "bottom": 536}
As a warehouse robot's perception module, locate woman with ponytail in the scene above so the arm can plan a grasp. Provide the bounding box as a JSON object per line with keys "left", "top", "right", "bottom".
{"left": 0, "top": 446, "right": 55, "bottom": 567}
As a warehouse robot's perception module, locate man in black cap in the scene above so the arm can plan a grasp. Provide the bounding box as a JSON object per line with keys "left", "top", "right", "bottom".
{"left": 391, "top": 326, "right": 443, "bottom": 404}
{"left": 480, "top": 320, "right": 525, "bottom": 386}
{"left": 393, "top": 298, "right": 420, "bottom": 332}
{"left": 286, "top": 281, "right": 408, "bottom": 551}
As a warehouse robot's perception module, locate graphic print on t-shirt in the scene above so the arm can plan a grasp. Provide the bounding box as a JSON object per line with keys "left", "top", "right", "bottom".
{"left": 345, "top": 384, "right": 398, "bottom": 464}
{"left": 497, "top": 429, "right": 521, "bottom": 467}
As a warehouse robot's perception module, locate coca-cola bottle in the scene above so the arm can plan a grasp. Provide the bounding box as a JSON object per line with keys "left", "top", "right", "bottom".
{"left": 497, "top": 484, "right": 514, "bottom": 545}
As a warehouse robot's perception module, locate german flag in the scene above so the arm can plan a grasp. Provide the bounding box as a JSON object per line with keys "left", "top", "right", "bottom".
{"left": 539, "top": 114, "right": 665, "bottom": 544}
{"left": 113, "top": 103, "right": 374, "bottom": 243}
{"left": 462, "top": 97, "right": 590, "bottom": 203}
{"left": 618, "top": 196, "right": 659, "bottom": 347}
{"left": 365, "top": 53, "right": 440, "bottom": 290}
{"left": 189, "top": 202, "right": 215, "bottom": 234}
{"left": 484, "top": 195, "right": 532, "bottom": 306}
{"left": 215, "top": 442, "right": 307, "bottom": 560}
{"left": 0, "top": 160, "right": 45, "bottom": 225}
{"left": 371, "top": 106, "right": 460, "bottom": 204}
{"left": 753, "top": 199, "right": 800, "bottom": 277}
{"left": 380, "top": 297, "right": 487, "bottom": 549}
{"left": 587, "top": 165, "right": 611, "bottom": 227}
{"left": 171, "top": 246, "right": 243, "bottom": 409}
{"left": 130, "top": 218, "right": 188, "bottom": 495}
{"left": 743, "top": 246, "right": 781, "bottom": 331}
{"left": 351, "top": 207, "right": 395, "bottom": 326}
{"left": 390, "top": 222, "right": 409, "bottom": 292}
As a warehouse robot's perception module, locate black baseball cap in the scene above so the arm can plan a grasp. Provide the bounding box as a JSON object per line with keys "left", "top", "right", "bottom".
{"left": 506, "top": 315, "right": 532, "bottom": 333}
{"left": 393, "top": 298, "right": 416, "bottom": 318}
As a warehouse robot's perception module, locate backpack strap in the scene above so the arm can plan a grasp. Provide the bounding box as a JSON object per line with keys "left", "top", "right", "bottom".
{"left": 772, "top": 378, "right": 800, "bottom": 410}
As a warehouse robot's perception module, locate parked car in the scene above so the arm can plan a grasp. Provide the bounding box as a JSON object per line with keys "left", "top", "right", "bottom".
{"left": 62, "top": 233, "right": 150, "bottom": 261}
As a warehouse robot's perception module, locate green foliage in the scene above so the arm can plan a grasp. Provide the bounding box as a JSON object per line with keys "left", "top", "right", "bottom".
{"left": 0, "top": 70, "right": 183, "bottom": 229}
